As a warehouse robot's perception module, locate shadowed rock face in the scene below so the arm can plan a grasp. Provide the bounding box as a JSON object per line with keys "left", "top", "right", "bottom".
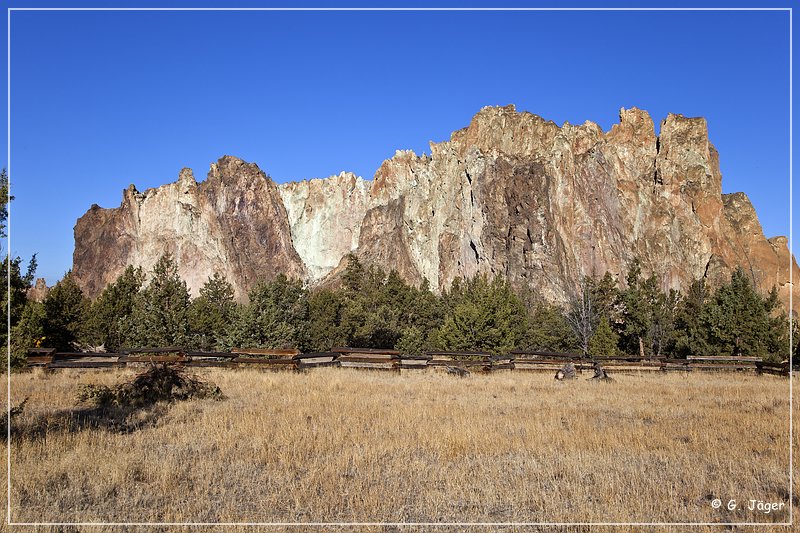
{"left": 72, "top": 106, "right": 799, "bottom": 313}
{"left": 73, "top": 157, "right": 305, "bottom": 301}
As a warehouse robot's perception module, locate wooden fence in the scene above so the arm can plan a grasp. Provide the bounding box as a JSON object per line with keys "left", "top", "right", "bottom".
{"left": 24, "top": 347, "right": 791, "bottom": 376}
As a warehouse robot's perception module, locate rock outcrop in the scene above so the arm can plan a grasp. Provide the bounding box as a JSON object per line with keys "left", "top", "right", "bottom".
{"left": 73, "top": 157, "right": 304, "bottom": 301}
{"left": 72, "top": 105, "right": 799, "bottom": 313}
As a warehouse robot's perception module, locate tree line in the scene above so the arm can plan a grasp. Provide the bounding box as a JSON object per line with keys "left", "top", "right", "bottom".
{"left": 4, "top": 250, "right": 794, "bottom": 369}
{"left": 0, "top": 168, "right": 793, "bottom": 368}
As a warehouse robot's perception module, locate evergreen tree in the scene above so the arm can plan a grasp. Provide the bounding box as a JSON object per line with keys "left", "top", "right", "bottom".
{"left": 2, "top": 254, "right": 37, "bottom": 341}
{"left": 520, "top": 302, "right": 579, "bottom": 353}
{"left": 409, "top": 278, "right": 446, "bottom": 349}
{"left": 307, "top": 289, "right": 346, "bottom": 351}
{"left": 703, "top": 268, "right": 788, "bottom": 358}
{"left": 617, "top": 258, "right": 651, "bottom": 356}
{"left": 0, "top": 168, "right": 10, "bottom": 239}
{"left": 123, "top": 254, "right": 191, "bottom": 347}
{"left": 342, "top": 253, "right": 364, "bottom": 293}
{"left": 588, "top": 314, "right": 619, "bottom": 357}
{"left": 224, "top": 274, "right": 309, "bottom": 350}
{"left": 82, "top": 265, "right": 144, "bottom": 350}
{"left": 189, "top": 272, "right": 235, "bottom": 350}
{"left": 9, "top": 300, "right": 45, "bottom": 369}
{"left": 673, "top": 278, "right": 711, "bottom": 357}
{"left": 436, "top": 275, "right": 526, "bottom": 355}
{"left": 592, "top": 271, "right": 620, "bottom": 321}
{"left": 395, "top": 325, "right": 426, "bottom": 356}
{"left": 41, "top": 271, "right": 89, "bottom": 350}
{"left": 1, "top": 168, "right": 40, "bottom": 368}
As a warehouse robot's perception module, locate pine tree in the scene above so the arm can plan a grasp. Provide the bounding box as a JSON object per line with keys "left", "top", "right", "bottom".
{"left": 307, "top": 289, "right": 346, "bottom": 351}
{"left": 189, "top": 272, "right": 235, "bottom": 350}
{"left": 0, "top": 168, "right": 10, "bottom": 239}
{"left": 41, "top": 271, "right": 89, "bottom": 350}
{"left": 673, "top": 278, "right": 710, "bottom": 357}
{"left": 82, "top": 265, "right": 144, "bottom": 350}
{"left": 223, "top": 274, "right": 309, "bottom": 350}
{"left": 123, "top": 254, "right": 191, "bottom": 347}
{"left": 521, "top": 302, "right": 579, "bottom": 353}
{"left": 8, "top": 300, "right": 46, "bottom": 369}
{"left": 395, "top": 325, "right": 426, "bottom": 356}
{"left": 588, "top": 314, "right": 619, "bottom": 357}
{"left": 702, "top": 268, "right": 790, "bottom": 358}
{"left": 436, "top": 275, "right": 526, "bottom": 355}
{"left": 618, "top": 258, "right": 651, "bottom": 356}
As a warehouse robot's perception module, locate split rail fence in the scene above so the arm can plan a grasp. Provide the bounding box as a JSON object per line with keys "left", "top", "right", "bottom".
{"left": 24, "top": 347, "right": 791, "bottom": 377}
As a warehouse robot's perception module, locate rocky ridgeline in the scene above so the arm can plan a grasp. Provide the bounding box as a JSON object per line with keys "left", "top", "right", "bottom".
{"left": 72, "top": 105, "right": 799, "bottom": 311}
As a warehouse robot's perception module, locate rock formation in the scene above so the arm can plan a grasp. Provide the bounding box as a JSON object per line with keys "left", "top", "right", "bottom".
{"left": 27, "top": 278, "right": 49, "bottom": 302}
{"left": 72, "top": 105, "right": 799, "bottom": 314}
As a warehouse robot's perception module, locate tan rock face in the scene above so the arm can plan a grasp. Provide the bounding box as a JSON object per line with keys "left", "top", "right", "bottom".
{"left": 73, "top": 156, "right": 305, "bottom": 301}
{"left": 72, "top": 106, "right": 799, "bottom": 314}
{"left": 27, "top": 278, "right": 49, "bottom": 302}
{"left": 278, "top": 172, "right": 369, "bottom": 282}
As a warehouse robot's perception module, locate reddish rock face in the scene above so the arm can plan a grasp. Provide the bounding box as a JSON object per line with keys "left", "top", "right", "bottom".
{"left": 73, "top": 156, "right": 305, "bottom": 301}
{"left": 72, "top": 106, "right": 799, "bottom": 314}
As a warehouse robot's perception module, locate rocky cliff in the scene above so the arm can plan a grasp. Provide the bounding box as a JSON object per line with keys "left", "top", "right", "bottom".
{"left": 72, "top": 105, "right": 799, "bottom": 313}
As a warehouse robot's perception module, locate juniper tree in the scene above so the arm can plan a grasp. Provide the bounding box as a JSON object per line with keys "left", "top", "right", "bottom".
{"left": 123, "top": 254, "right": 191, "bottom": 347}
{"left": 82, "top": 265, "right": 145, "bottom": 350}
{"left": 588, "top": 314, "right": 619, "bottom": 357}
{"left": 703, "top": 268, "right": 788, "bottom": 358}
{"left": 395, "top": 325, "right": 426, "bottom": 356}
{"left": 673, "top": 278, "right": 711, "bottom": 357}
{"left": 307, "top": 288, "right": 346, "bottom": 352}
{"left": 436, "top": 275, "right": 526, "bottom": 355}
{"left": 41, "top": 271, "right": 89, "bottom": 350}
{"left": 521, "top": 302, "right": 579, "bottom": 353}
{"left": 223, "top": 274, "right": 309, "bottom": 350}
{"left": 8, "top": 300, "right": 45, "bottom": 369}
{"left": 189, "top": 272, "right": 235, "bottom": 350}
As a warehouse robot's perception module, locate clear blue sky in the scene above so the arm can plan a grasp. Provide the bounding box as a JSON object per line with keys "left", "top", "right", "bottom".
{"left": 2, "top": 1, "right": 795, "bottom": 285}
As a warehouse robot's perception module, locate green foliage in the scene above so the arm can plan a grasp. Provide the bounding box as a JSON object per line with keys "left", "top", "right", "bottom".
{"left": 436, "top": 275, "right": 526, "bottom": 355}
{"left": 0, "top": 168, "right": 10, "bottom": 239}
{"left": 188, "top": 272, "right": 236, "bottom": 350}
{"left": 0, "top": 169, "right": 40, "bottom": 370}
{"left": 1, "top": 254, "right": 37, "bottom": 338}
{"left": 335, "top": 256, "right": 443, "bottom": 349}
{"left": 673, "top": 278, "right": 711, "bottom": 358}
{"left": 7, "top": 300, "right": 45, "bottom": 370}
{"left": 588, "top": 315, "right": 619, "bottom": 357}
{"left": 617, "top": 258, "right": 650, "bottom": 356}
{"left": 307, "top": 289, "right": 346, "bottom": 351}
{"left": 123, "top": 255, "right": 191, "bottom": 347}
{"left": 520, "top": 302, "right": 579, "bottom": 353}
{"left": 703, "top": 268, "right": 787, "bottom": 358}
{"left": 616, "top": 258, "right": 678, "bottom": 357}
{"left": 82, "top": 266, "right": 145, "bottom": 351}
{"left": 41, "top": 271, "right": 89, "bottom": 351}
{"left": 223, "top": 274, "right": 309, "bottom": 350}
{"left": 395, "top": 325, "right": 426, "bottom": 356}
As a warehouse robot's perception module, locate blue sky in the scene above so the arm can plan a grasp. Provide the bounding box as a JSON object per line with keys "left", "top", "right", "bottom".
{"left": 2, "top": 2, "right": 795, "bottom": 285}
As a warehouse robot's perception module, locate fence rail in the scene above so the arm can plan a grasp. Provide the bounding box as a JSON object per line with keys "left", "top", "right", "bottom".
{"left": 23, "top": 347, "right": 791, "bottom": 377}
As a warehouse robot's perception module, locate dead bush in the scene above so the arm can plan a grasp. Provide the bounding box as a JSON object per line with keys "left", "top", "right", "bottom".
{"left": 77, "top": 364, "right": 223, "bottom": 410}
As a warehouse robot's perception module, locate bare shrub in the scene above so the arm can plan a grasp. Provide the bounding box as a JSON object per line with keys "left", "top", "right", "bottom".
{"left": 77, "top": 364, "right": 223, "bottom": 410}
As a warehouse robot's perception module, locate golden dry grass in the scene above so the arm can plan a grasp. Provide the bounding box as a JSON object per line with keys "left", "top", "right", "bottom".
{"left": 0, "top": 367, "right": 794, "bottom": 531}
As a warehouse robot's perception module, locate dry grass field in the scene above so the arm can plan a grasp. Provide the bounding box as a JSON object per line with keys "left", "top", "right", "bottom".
{"left": 0, "top": 367, "right": 794, "bottom": 531}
